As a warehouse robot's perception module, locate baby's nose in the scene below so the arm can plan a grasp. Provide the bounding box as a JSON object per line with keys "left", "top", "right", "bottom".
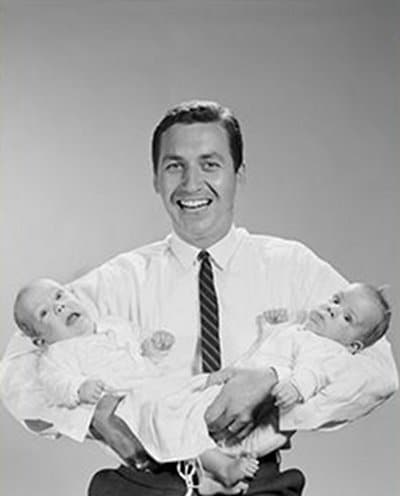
{"left": 54, "top": 302, "right": 65, "bottom": 314}
{"left": 322, "top": 304, "right": 335, "bottom": 318}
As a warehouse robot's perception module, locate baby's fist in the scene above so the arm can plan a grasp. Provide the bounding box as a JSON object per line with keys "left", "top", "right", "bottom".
{"left": 151, "top": 330, "right": 175, "bottom": 351}
{"left": 78, "top": 379, "right": 105, "bottom": 404}
{"left": 263, "top": 308, "right": 289, "bottom": 325}
{"left": 272, "top": 381, "right": 302, "bottom": 409}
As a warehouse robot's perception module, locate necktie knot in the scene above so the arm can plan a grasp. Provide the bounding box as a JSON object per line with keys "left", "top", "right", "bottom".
{"left": 198, "top": 250, "right": 210, "bottom": 263}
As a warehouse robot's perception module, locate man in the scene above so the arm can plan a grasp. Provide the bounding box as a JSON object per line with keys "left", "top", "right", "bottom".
{"left": 74, "top": 101, "right": 396, "bottom": 494}
{"left": 2, "top": 101, "right": 398, "bottom": 495}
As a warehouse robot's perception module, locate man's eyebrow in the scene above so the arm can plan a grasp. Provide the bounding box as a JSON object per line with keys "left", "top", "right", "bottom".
{"left": 200, "top": 152, "right": 225, "bottom": 162}
{"left": 160, "top": 154, "right": 184, "bottom": 164}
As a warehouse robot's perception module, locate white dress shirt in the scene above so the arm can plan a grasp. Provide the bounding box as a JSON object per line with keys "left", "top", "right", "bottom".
{"left": 0, "top": 226, "right": 398, "bottom": 439}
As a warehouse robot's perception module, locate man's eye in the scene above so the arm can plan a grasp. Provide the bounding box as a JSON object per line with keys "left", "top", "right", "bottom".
{"left": 165, "top": 162, "right": 182, "bottom": 171}
{"left": 55, "top": 291, "right": 63, "bottom": 300}
{"left": 203, "top": 161, "right": 220, "bottom": 170}
{"left": 39, "top": 310, "right": 48, "bottom": 319}
{"left": 332, "top": 296, "right": 340, "bottom": 304}
{"left": 344, "top": 314, "right": 352, "bottom": 323}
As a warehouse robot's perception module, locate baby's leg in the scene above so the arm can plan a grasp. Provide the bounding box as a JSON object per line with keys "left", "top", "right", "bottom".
{"left": 90, "top": 395, "right": 154, "bottom": 469}
{"left": 199, "top": 449, "right": 259, "bottom": 490}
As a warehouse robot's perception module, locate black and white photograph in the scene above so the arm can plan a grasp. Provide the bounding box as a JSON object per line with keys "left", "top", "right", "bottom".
{"left": 1, "top": 1, "right": 399, "bottom": 495}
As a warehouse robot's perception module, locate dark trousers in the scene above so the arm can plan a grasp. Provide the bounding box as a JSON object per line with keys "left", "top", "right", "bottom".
{"left": 88, "top": 452, "right": 305, "bottom": 496}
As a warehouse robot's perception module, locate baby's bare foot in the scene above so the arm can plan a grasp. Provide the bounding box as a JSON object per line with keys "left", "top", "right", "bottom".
{"left": 223, "top": 455, "right": 259, "bottom": 486}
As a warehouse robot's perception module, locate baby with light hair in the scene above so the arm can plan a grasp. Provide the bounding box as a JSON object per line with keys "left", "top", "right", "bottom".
{"left": 13, "top": 278, "right": 175, "bottom": 466}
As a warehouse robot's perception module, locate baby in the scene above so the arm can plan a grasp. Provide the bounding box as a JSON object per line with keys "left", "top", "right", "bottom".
{"left": 13, "top": 278, "right": 175, "bottom": 465}
{"left": 113, "top": 282, "right": 391, "bottom": 494}
{"left": 211, "top": 282, "right": 392, "bottom": 410}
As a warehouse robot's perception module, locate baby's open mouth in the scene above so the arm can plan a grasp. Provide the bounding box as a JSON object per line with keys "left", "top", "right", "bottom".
{"left": 309, "top": 309, "right": 324, "bottom": 325}
{"left": 66, "top": 312, "right": 81, "bottom": 326}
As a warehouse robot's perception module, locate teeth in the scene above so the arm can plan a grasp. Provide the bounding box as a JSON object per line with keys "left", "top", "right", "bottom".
{"left": 178, "top": 199, "right": 211, "bottom": 209}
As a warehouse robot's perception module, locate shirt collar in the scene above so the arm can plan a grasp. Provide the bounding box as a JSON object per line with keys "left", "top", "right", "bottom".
{"left": 168, "top": 225, "right": 242, "bottom": 271}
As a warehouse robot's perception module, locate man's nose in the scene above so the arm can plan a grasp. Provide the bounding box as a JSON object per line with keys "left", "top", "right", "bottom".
{"left": 181, "top": 166, "right": 202, "bottom": 191}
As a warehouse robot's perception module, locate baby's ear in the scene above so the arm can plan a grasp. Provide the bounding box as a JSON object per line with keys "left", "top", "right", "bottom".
{"left": 32, "top": 337, "right": 46, "bottom": 347}
{"left": 348, "top": 340, "right": 364, "bottom": 355}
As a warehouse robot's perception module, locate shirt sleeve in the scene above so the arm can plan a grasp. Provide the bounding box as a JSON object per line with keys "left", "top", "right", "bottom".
{"left": 280, "top": 243, "right": 398, "bottom": 428}
{"left": 68, "top": 251, "right": 147, "bottom": 323}
{"left": 288, "top": 332, "right": 345, "bottom": 402}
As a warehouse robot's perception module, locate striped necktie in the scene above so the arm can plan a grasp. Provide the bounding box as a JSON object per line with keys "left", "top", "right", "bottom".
{"left": 198, "top": 250, "right": 221, "bottom": 372}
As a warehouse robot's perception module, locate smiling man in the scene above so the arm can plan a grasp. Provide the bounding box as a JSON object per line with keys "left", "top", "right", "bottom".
{"left": 1, "top": 101, "right": 398, "bottom": 496}
{"left": 153, "top": 119, "right": 244, "bottom": 249}
{"left": 84, "top": 101, "right": 397, "bottom": 495}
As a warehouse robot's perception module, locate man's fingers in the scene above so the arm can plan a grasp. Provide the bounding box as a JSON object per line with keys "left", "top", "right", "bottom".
{"left": 205, "top": 392, "right": 229, "bottom": 428}
{"left": 224, "top": 416, "right": 254, "bottom": 445}
{"left": 206, "top": 408, "right": 231, "bottom": 439}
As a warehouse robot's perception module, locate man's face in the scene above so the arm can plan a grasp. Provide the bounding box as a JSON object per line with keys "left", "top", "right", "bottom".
{"left": 305, "top": 283, "right": 383, "bottom": 349}
{"left": 153, "top": 122, "right": 245, "bottom": 248}
{"left": 18, "top": 279, "right": 94, "bottom": 345}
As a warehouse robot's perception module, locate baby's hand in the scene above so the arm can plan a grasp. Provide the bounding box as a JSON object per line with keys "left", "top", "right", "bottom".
{"left": 78, "top": 379, "right": 106, "bottom": 404}
{"left": 205, "top": 367, "right": 236, "bottom": 388}
{"left": 263, "top": 308, "right": 289, "bottom": 325}
{"left": 141, "top": 330, "right": 175, "bottom": 356}
{"left": 272, "top": 381, "right": 302, "bottom": 409}
{"left": 150, "top": 330, "right": 175, "bottom": 351}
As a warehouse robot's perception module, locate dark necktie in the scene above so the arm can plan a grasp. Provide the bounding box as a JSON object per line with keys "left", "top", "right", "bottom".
{"left": 198, "top": 250, "right": 221, "bottom": 372}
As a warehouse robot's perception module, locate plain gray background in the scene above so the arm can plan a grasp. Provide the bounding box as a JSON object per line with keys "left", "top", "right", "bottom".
{"left": 1, "top": 1, "right": 399, "bottom": 495}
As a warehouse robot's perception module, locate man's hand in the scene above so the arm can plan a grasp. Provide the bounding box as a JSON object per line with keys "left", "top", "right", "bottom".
{"left": 205, "top": 368, "right": 278, "bottom": 445}
{"left": 272, "top": 381, "right": 302, "bottom": 410}
{"left": 78, "top": 379, "right": 107, "bottom": 404}
{"left": 205, "top": 367, "right": 236, "bottom": 388}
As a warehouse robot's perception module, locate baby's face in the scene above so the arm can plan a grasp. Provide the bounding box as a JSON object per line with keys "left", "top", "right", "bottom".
{"left": 18, "top": 279, "right": 94, "bottom": 345}
{"left": 305, "top": 283, "right": 383, "bottom": 348}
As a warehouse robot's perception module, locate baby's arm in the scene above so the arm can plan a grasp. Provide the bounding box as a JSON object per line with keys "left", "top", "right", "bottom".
{"left": 39, "top": 350, "right": 103, "bottom": 407}
{"left": 273, "top": 334, "right": 344, "bottom": 409}
{"left": 78, "top": 379, "right": 107, "bottom": 404}
{"left": 272, "top": 381, "right": 303, "bottom": 409}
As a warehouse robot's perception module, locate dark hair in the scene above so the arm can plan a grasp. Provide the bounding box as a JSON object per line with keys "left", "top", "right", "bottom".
{"left": 151, "top": 100, "right": 244, "bottom": 174}
{"left": 361, "top": 284, "right": 391, "bottom": 348}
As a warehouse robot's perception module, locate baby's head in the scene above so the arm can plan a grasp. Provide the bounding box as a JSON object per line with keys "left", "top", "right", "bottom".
{"left": 305, "top": 283, "right": 391, "bottom": 353}
{"left": 14, "top": 278, "right": 95, "bottom": 346}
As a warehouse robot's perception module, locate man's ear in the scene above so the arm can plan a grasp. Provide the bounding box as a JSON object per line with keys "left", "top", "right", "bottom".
{"left": 153, "top": 173, "right": 160, "bottom": 194}
{"left": 236, "top": 162, "right": 246, "bottom": 186}
{"left": 348, "top": 340, "right": 364, "bottom": 354}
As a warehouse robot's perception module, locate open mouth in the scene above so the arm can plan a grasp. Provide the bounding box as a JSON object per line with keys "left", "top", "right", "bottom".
{"left": 177, "top": 199, "right": 212, "bottom": 210}
{"left": 309, "top": 309, "right": 324, "bottom": 326}
{"left": 66, "top": 312, "right": 81, "bottom": 326}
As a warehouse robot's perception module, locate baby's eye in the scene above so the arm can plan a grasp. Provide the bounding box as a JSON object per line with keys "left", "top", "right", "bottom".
{"left": 55, "top": 291, "right": 63, "bottom": 300}
{"left": 344, "top": 314, "right": 352, "bottom": 323}
{"left": 39, "top": 309, "right": 48, "bottom": 319}
{"left": 332, "top": 295, "right": 340, "bottom": 304}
